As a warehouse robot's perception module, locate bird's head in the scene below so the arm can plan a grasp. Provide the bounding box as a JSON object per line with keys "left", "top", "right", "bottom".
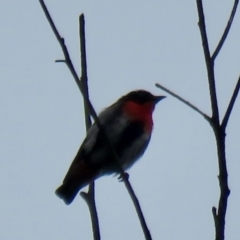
{"left": 120, "top": 90, "right": 165, "bottom": 106}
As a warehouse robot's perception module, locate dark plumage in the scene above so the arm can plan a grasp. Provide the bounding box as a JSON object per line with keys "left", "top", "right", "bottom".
{"left": 56, "top": 90, "right": 165, "bottom": 204}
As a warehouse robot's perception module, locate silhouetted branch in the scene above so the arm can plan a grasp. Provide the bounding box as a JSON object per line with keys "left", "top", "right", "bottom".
{"left": 79, "top": 15, "right": 92, "bottom": 130}
{"left": 212, "top": 206, "right": 218, "bottom": 227}
{"left": 155, "top": 83, "right": 211, "bottom": 122}
{"left": 196, "top": 1, "right": 233, "bottom": 240}
{"left": 212, "top": 0, "right": 239, "bottom": 61}
{"left": 39, "top": 1, "right": 152, "bottom": 239}
{"left": 212, "top": 126, "right": 230, "bottom": 240}
{"left": 39, "top": 0, "right": 79, "bottom": 83}
{"left": 80, "top": 184, "right": 100, "bottom": 240}
{"left": 221, "top": 76, "right": 240, "bottom": 130}
{"left": 156, "top": 3, "right": 238, "bottom": 239}
{"left": 78, "top": 14, "right": 100, "bottom": 240}
{"left": 196, "top": 0, "right": 219, "bottom": 123}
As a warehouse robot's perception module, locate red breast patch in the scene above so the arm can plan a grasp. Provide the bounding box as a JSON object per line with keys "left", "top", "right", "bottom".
{"left": 123, "top": 101, "right": 155, "bottom": 133}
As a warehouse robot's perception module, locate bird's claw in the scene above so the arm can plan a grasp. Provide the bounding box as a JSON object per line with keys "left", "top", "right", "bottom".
{"left": 118, "top": 172, "right": 129, "bottom": 182}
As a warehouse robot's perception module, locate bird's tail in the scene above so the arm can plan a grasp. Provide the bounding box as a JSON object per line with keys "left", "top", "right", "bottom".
{"left": 55, "top": 161, "right": 99, "bottom": 205}
{"left": 55, "top": 183, "right": 81, "bottom": 205}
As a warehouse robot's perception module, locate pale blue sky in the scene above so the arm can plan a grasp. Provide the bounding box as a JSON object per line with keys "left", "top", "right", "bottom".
{"left": 1, "top": 1, "right": 240, "bottom": 239}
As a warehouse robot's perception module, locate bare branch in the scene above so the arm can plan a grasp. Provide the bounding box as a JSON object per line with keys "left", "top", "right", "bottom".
{"left": 196, "top": 0, "right": 219, "bottom": 123}
{"left": 196, "top": 2, "right": 232, "bottom": 240}
{"left": 221, "top": 76, "right": 240, "bottom": 130}
{"left": 155, "top": 83, "right": 211, "bottom": 122}
{"left": 39, "top": 1, "right": 152, "bottom": 239}
{"left": 213, "top": 128, "right": 230, "bottom": 240}
{"left": 80, "top": 183, "right": 100, "bottom": 240}
{"left": 39, "top": 0, "right": 79, "bottom": 83}
{"left": 78, "top": 14, "right": 100, "bottom": 240}
{"left": 55, "top": 60, "right": 66, "bottom": 63}
{"left": 79, "top": 14, "right": 92, "bottom": 132}
{"left": 212, "top": 0, "right": 239, "bottom": 61}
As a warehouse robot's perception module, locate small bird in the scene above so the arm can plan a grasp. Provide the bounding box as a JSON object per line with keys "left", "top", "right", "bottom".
{"left": 55, "top": 90, "right": 165, "bottom": 204}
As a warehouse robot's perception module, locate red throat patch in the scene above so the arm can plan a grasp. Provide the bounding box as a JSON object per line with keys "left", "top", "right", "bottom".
{"left": 123, "top": 101, "right": 155, "bottom": 132}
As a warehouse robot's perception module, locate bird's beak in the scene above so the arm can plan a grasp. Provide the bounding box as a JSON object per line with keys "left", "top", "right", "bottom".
{"left": 153, "top": 95, "right": 166, "bottom": 104}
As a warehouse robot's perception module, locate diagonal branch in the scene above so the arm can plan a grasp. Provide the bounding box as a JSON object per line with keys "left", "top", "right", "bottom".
{"left": 196, "top": 0, "right": 219, "bottom": 123}
{"left": 212, "top": 0, "right": 239, "bottom": 61}
{"left": 155, "top": 83, "right": 211, "bottom": 123}
{"left": 78, "top": 14, "right": 100, "bottom": 240}
{"left": 221, "top": 76, "right": 240, "bottom": 130}
{"left": 39, "top": 0, "right": 79, "bottom": 83}
{"left": 39, "top": 1, "right": 152, "bottom": 239}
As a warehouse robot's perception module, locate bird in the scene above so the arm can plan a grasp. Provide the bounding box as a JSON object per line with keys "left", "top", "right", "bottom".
{"left": 55, "top": 90, "right": 165, "bottom": 204}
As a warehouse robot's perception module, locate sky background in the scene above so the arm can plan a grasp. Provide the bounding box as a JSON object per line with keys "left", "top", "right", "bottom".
{"left": 1, "top": 0, "right": 240, "bottom": 239}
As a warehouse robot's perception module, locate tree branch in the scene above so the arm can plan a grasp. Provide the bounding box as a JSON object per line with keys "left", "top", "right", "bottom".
{"left": 212, "top": 126, "right": 230, "bottom": 240}
{"left": 39, "top": 0, "right": 79, "bottom": 83}
{"left": 196, "top": 1, "right": 232, "bottom": 240}
{"left": 39, "top": 1, "right": 152, "bottom": 239}
{"left": 80, "top": 184, "right": 100, "bottom": 240}
{"left": 79, "top": 14, "right": 92, "bottom": 130}
{"left": 221, "top": 76, "right": 240, "bottom": 130}
{"left": 212, "top": 0, "right": 239, "bottom": 61}
{"left": 196, "top": 0, "right": 219, "bottom": 123}
{"left": 79, "top": 14, "right": 100, "bottom": 240}
{"left": 155, "top": 83, "right": 211, "bottom": 122}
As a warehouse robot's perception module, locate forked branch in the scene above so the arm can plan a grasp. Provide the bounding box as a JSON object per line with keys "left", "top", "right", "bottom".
{"left": 38, "top": 1, "right": 152, "bottom": 239}
{"left": 157, "top": 2, "right": 239, "bottom": 240}
{"left": 196, "top": 0, "right": 219, "bottom": 123}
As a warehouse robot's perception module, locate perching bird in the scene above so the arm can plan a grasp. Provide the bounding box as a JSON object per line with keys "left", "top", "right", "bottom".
{"left": 55, "top": 90, "right": 165, "bottom": 204}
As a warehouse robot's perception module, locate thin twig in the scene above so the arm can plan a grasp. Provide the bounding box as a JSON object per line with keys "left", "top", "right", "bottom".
{"left": 212, "top": 206, "right": 218, "bottom": 228}
{"left": 123, "top": 179, "right": 152, "bottom": 239}
{"left": 212, "top": 0, "right": 239, "bottom": 61}
{"left": 39, "top": 1, "right": 152, "bottom": 239}
{"left": 79, "top": 14, "right": 100, "bottom": 240}
{"left": 39, "top": 0, "right": 79, "bottom": 82}
{"left": 196, "top": 0, "right": 219, "bottom": 123}
{"left": 155, "top": 83, "right": 211, "bottom": 122}
{"left": 221, "top": 76, "right": 240, "bottom": 130}
{"left": 79, "top": 14, "right": 92, "bottom": 130}
{"left": 80, "top": 184, "right": 100, "bottom": 240}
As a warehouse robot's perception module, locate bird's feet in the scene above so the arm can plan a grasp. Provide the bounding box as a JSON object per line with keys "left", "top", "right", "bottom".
{"left": 118, "top": 172, "right": 129, "bottom": 182}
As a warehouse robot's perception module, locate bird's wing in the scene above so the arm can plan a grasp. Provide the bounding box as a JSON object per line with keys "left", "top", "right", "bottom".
{"left": 83, "top": 117, "right": 151, "bottom": 173}
{"left": 67, "top": 103, "right": 123, "bottom": 166}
